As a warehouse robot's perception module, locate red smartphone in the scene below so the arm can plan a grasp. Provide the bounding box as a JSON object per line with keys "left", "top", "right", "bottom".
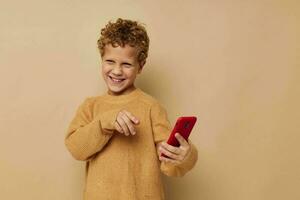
{"left": 161, "top": 116, "right": 197, "bottom": 157}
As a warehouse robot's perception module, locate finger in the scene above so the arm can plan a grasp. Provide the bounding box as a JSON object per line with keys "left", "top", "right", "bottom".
{"left": 175, "top": 133, "right": 189, "bottom": 147}
{"left": 159, "top": 145, "right": 182, "bottom": 160}
{"left": 156, "top": 142, "right": 163, "bottom": 148}
{"left": 159, "top": 155, "right": 180, "bottom": 165}
{"left": 124, "top": 110, "right": 139, "bottom": 124}
{"left": 120, "top": 113, "right": 136, "bottom": 135}
{"left": 114, "top": 121, "right": 123, "bottom": 134}
{"left": 161, "top": 142, "right": 181, "bottom": 155}
{"left": 156, "top": 142, "right": 163, "bottom": 154}
{"left": 116, "top": 116, "right": 130, "bottom": 136}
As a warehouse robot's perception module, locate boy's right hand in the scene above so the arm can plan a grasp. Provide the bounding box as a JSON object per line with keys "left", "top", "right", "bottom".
{"left": 114, "top": 110, "right": 139, "bottom": 136}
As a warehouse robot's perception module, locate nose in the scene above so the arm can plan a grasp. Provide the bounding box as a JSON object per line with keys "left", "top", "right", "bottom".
{"left": 111, "top": 65, "right": 123, "bottom": 75}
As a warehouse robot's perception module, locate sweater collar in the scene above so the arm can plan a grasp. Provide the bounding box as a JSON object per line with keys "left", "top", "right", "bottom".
{"left": 102, "top": 87, "right": 142, "bottom": 103}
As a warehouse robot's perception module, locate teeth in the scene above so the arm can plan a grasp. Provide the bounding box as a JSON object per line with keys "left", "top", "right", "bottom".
{"left": 110, "top": 76, "right": 124, "bottom": 82}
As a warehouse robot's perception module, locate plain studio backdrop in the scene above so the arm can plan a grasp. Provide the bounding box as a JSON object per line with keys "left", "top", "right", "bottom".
{"left": 0, "top": 0, "right": 299, "bottom": 200}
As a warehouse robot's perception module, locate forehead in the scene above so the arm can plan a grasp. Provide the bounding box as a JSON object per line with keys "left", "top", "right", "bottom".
{"left": 103, "top": 44, "right": 138, "bottom": 61}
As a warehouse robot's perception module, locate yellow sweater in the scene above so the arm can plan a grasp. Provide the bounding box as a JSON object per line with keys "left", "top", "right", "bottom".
{"left": 65, "top": 88, "right": 198, "bottom": 200}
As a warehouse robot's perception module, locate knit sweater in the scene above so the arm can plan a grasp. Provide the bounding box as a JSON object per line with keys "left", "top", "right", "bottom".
{"left": 65, "top": 88, "right": 198, "bottom": 200}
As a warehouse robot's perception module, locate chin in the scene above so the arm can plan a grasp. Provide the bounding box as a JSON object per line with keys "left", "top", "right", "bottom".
{"left": 108, "top": 86, "right": 126, "bottom": 94}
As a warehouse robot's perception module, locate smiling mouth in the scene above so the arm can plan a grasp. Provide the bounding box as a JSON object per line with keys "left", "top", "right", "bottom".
{"left": 109, "top": 76, "right": 125, "bottom": 83}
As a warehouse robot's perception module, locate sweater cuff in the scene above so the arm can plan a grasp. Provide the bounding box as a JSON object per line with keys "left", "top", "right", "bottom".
{"left": 93, "top": 109, "right": 120, "bottom": 135}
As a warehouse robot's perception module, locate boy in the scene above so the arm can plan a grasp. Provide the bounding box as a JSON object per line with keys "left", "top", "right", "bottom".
{"left": 65, "top": 18, "right": 198, "bottom": 200}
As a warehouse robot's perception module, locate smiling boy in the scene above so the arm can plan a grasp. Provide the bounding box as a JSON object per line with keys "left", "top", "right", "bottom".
{"left": 102, "top": 43, "right": 141, "bottom": 96}
{"left": 65, "top": 18, "right": 198, "bottom": 200}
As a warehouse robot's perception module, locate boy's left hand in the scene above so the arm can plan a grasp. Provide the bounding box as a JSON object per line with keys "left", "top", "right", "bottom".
{"left": 157, "top": 133, "right": 191, "bottom": 165}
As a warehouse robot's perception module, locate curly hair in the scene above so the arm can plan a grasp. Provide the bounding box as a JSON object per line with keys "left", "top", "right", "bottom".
{"left": 97, "top": 18, "right": 150, "bottom": 64}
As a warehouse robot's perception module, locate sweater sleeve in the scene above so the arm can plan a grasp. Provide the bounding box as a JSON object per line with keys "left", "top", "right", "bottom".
{"left": 65, "top": 97, "right": 119, "bottom": 161}
{"left": 150, "top": 101, "right": 198, "bottom": 177}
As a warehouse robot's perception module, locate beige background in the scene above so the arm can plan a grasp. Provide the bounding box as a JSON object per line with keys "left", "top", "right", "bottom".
{"left": 1, "top": 0, "right": 299, "bottom": 200}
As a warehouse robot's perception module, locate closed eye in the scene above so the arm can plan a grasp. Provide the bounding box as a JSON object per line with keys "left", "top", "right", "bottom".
{"left": 123, "top": 62, "right": 132, "bottom": 67}
{"left": 106, "top": 59, "right": 115, "bottom": 64}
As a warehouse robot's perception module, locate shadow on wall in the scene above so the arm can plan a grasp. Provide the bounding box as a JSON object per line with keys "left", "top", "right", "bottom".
{"left": 135, "top": 62, "right": 180, "bottom": 120}
{"left": 135, "top": 63, "right": 171, "bottom": 99}
{"left": 136, "top": 62, "right": 202, "bottom": 200}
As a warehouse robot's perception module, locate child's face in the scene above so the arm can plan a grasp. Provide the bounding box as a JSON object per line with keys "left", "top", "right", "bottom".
{"left": 101, "top": 44, "right": 143, "bottom": 96}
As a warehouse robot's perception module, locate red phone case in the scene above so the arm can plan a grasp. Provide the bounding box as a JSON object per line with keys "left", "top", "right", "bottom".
{"left": 161, "top": 116, "right": 197, "bottom": 157}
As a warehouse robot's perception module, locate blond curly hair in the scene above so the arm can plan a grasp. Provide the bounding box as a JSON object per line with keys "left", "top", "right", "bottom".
{"left": 97, "top": 18, "right": 150, "bottom": 64}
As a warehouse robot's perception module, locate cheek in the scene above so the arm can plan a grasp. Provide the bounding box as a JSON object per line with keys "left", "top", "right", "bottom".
{"left": 125, "top": 69, "right": 138, "bottom": 79}
{"left": 101, "top": 68, "right": 109, "bottom": 81}
{"left": 102, "top": 65, "right": 110, "bottom": 75}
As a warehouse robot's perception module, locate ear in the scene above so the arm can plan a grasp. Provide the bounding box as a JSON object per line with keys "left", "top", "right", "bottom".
{"left": 138, "top": 60, "right": 146, "bottom": 74}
